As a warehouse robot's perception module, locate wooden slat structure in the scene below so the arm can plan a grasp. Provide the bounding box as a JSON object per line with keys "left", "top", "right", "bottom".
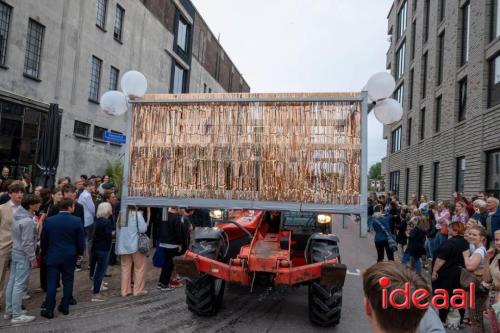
{"left": 127, "top": 93, "right": 362, "bottom": 206}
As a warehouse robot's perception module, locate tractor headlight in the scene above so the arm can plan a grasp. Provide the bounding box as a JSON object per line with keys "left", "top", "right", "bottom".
{"left": 317, "top": 214, "right": 332, "bottom": 224}
{"left": 209, "top": 209, "right": 223, "bottom": 219}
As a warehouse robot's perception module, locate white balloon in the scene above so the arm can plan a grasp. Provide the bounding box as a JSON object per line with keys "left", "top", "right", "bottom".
{"left": 373, "top": 98, "right": 403, "bottom": 125}
{"left": 366, "top": 72, "right": 396, "bottom": 101}
{"left": 99, "top": 90, "right": 128, "bottom": 116}
{"left": 121, "top": 71, "right": 148, "bottom": 98}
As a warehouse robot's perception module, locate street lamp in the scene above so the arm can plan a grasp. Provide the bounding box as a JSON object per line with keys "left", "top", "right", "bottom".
{"left": 99, "top": 70, "right": 148, "bottom": 116}
{"left": 365, "top": 72, "right": 403, "bottom": 125}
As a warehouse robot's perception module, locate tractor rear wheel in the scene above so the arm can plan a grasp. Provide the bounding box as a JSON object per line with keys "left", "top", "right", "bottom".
{"left": 308, "top": 281, "right": 342, "bottom": 326}
{"left": 186, "top": 273, "right": 225, "bottom": 316}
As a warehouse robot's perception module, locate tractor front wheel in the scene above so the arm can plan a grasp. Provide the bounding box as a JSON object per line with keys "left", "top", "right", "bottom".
{"left": 186, "top": 273, "right": 225, "bottom": 316}
{"left": 308, "top": 281, "right": 342, "bottom": 326}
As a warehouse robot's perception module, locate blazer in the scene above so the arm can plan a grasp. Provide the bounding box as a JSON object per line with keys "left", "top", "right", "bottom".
{"left": 41, "top": 211, "right": 85, "bottom": 265}
{"left": 0, "top": 201, "right": 18, "bottom": 256}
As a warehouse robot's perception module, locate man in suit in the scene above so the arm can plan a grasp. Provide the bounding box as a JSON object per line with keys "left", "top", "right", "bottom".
{"left": 40, "top": 198, "right": 85, "bottom": 319}
{"left": 0, "top": 182, "right": 24, "bottom": 309}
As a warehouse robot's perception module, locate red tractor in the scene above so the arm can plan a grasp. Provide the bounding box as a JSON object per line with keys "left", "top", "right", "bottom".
{"left": 175, "top": 210, "right": 347, "bottom": 326}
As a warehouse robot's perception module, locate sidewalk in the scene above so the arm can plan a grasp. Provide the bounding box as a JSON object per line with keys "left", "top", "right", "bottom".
{"left": 3, "top": 252, "right": 164, "bottom": 320}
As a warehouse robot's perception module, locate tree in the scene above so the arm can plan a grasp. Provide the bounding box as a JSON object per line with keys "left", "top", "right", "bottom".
{"left": 368, "top": 162, "right": 382, "bottom": 180}
{"left": 105, "top": 159, "right": 124, "bottom": 197}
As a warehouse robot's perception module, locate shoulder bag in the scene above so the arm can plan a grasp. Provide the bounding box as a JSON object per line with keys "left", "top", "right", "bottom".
{"left": 136, "top": 211, "right": 150, "bottom": 255}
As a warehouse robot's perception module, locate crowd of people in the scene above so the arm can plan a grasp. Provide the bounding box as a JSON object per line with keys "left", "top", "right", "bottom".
{"left": 0, "top": 165, "right": 208, "bottom": 324}
{"left": 368, "top": 190, "right": 500, "bottom": 332}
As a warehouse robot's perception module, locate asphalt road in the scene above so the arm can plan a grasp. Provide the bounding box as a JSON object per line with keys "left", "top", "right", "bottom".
{"left": 0, "top": 217, "right": 390, "bottom": 333}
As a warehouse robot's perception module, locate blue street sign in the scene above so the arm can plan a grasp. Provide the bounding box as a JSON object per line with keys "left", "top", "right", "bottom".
{"left": 103, "top": 130, "right": 126, "bottom": 144}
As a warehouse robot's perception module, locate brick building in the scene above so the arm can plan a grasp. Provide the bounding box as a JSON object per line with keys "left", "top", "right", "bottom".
{"left": 383, "top": 0, "right": 500, "bottom": 203}
{"left": 0, "top": 0, "right": 249, "bottom": 180}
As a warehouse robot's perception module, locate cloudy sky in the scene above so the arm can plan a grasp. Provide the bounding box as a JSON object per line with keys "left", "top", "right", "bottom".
{"left": 191, "top": 0, "right": 393, "bottom": 167}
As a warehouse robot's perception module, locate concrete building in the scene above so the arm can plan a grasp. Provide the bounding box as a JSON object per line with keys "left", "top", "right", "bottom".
{"left": 383, "top": 0, "right": 500, "bottom": 203}
{"left": 0, "top": 0, "right": 249, "bottom": 181}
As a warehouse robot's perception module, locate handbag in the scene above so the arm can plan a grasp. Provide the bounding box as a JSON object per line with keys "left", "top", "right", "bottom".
{"left": 152, "top": 247, "right": 166, "bottom": 268}
{"left": 136, "top": 211, "right": 151, "bottom": 255}
{"left": 374, "top": 219, "right": 398, "bottom": 252}
{"left": 459, "top": 267, "right": 489, "bottom": 295}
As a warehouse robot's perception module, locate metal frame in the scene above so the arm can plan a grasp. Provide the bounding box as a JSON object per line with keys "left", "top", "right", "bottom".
{"left": 120, "top": 94, "right": 369, "bottom": 233}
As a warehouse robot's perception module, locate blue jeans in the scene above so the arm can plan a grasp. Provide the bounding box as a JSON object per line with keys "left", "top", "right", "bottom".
{"left": 5, "top": 253, "right": 32, "bottom": 318}
{"left": 93, "top": 250, "right": 110, "bottom": 294}
{"left": 433, "top": 233, "right": 446, "bottom": 257}
{"left": 401, "top": 251, "right": 422, "bottom": 273}
{"left": 424, "top": 238, "right": 434, "bottom": 259}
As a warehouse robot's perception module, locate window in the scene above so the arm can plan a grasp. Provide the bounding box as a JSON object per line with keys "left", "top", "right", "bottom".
{"left": 432, "top": 162, "right": 440, "bottom": 201}
{"left": 109, "top": 66, "right": 119, "bottom": 90}
{"left": 390, "top": 171, "right": 401, "bottom": 196}
{"left": 438, "top": 0, "right": 446, "bottom": 23}
{"left": 24, "top": 19, "right": 45, "bottom": 79}
{"left": 409, "top": 69, "right": 414, "bottom": 109}
{"left": 461, "top": 2, "right": 470, "bottom": 66}
{"left": 93, "top": 125, "right": 107, "bottom": 141}
{"left": 405, "top": 168, "right": 410, "bottom": 204}
{"left": 396, "top": 42, "right": 406, "bottom": 79}
{"left": 456, "top": 157, "right": 466, "bottom": 193}
{"left": 113, "top": 4, "right": 124, "bottom": 42}
{"left": 488, "top": 55, "right": 500, "bottom": 107}
{"left": 437, "top": 32, "right": 445, "bottom": 86}
{"left": 89, "top": 56, "right": 102, "bottom": 101}
{"left": 407, "top": 117, "right": 412, "bottom": 146}
{"left": 420, "top": 108, "right": 425, "bottom": 140}
{"left": 0, "top": 2, "right": 12, "bottom": 66}
{"left": 435, "top": 96, "right": 442, "bottom": 132}
{"left": 208, "top": 88, "right": 212, "bottom": 93}
{"left": 458, "top": 77, "right": 467, "bottom": 122}
{"left": 391, "top": 127, "right": 402, "bottom": 153}
{"left": 417, "top": 165, "right": 423, "bottom": 199}
{"left": 423, "top": 0, "right": 430, "bottom": 43}
{"left": 410, "top": 20, "right": 416, "bottom": 60}
{"left": 493, "top": 0, "right": 500, "bottom": 40}
{"left": 394, "top": 84, "right": 404, "bottom": 107}
{"left": 421, "top": 52, "right": 428, "bottom": 99}
{"left": 171, "top": 63, "right": 186, "bottom": 94}
{"left": 486, "top": 150, "right": 500, "bottom": 198}
{"left": 96, "top": 0, "right": 107, "bottom": 29}
{"left": 74, "top": 120, "right": 90, "bottom": 138}
{"left": 176, "top": 15, "right": 189, "bottom": 52}
{"left": 397, "top": 1, "right": 408, "bottom": 40}
{"left": 203, "top": 83, "right": 207, "bottom": 93}
{"left": 413, "top": 0, "right": 417, "bottom": 11}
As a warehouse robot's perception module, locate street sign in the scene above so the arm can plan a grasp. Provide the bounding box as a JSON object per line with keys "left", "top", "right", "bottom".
{"left": 103, "top": 130, "right": 126, "bottom": 144}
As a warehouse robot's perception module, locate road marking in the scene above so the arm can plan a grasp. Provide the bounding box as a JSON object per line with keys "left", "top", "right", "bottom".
{"left": 346, "top": 269, "right": 361, "bottom": 276}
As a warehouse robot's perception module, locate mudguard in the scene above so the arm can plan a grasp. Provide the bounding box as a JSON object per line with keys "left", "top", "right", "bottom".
{"left": 308, "top": 233, "right": 340, "bottom": 263}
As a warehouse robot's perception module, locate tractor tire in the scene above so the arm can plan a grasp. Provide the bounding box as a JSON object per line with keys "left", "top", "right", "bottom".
{"left": 186, "top": 273, "right": 225, "bottom": 316}
{"left": 308, "top": 281, "right": 342, "bottom": 327}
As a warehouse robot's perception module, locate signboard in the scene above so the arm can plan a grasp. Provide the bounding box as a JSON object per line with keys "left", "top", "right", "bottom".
{"left": 103, "top": 131, "right": 126, "bottom": 144}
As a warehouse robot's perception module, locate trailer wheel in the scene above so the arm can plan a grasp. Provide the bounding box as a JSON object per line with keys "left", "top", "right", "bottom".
{"left": 186, "top": 273, "right": 225, "bottom": 316}
{"left": 308, "top": 281, "right": 342, "bottom": 327}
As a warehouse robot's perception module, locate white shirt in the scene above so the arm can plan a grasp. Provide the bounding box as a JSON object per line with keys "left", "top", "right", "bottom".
{"left": 77, "top": 190, "right": 95, "bottom": 227}
{"left": 9, "top": 200, "right": 20, "bottom": 215}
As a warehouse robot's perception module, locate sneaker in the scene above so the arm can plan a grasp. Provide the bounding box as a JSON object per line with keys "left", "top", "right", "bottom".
{"left": 159, "top": 284, "right": 173, "bottom": 292}
{"left": 91, "top": 294, "right": 106, "bottom": 302}
{"left": 157, "top": 283, "right": 168, "bottom": 290}
{"left": 102, "top": 281, "right": 108, "bottom": 286}
{"left": 75, "top": 267, "right": 82, "bottom": 272}
{"left": 22, "top": 294, "right": 31, "bottom": 300}
{"left": 169, "top": 279, "right": 183, "bottom": 288}
{"left": 11, "top": 314, "right": 36, "bottom": 324}
{"left": 4, "top": 310, "right": 26, "bottom": 320}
